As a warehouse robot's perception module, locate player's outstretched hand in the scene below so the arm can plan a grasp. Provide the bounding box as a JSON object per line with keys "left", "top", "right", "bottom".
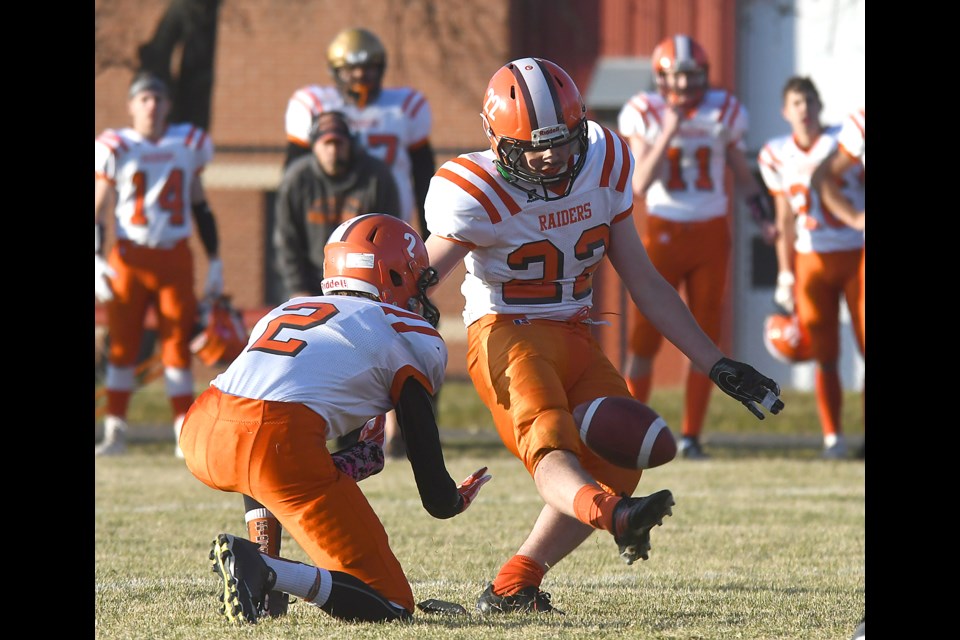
{"left": 457, "top": 466, "right": 492, "bottom": 513}
{"left": 709, "top": 357, "right": 785, "bottom": 420}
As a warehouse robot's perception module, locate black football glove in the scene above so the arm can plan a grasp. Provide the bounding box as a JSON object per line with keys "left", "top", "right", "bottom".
{"left": 709, "top": 357, "right": 785, "bottom": 420}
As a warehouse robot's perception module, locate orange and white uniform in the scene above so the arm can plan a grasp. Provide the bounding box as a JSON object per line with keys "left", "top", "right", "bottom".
{"left": 617, "top": 88, "right": 747, "bottom": 356}
{"left": 179, "top": 295, "right": 447, "bottom": 612}
{"left": 94, "top": 124, "right": 212, "bottom": 375}
{"left": 285, "top": 85, "right": 431, "bottom": 224}
{"left": 424, "top": 120, "right": 644, "bottom": 494}
{"left": 757, "top": 125, "right": 865, "bottom": 363}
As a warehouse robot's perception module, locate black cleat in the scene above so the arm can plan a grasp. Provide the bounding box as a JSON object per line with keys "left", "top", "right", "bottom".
{"left": 612, "top": 489, "right": 675, "bottom": 565}
{"left": 264, "top": 590, "right": 289, "bottom": 617}
{"left": 678, "top": 437, "right": 710, "bottom": 460}
{"left": 209, "top": 533, "right": 277, "bottom": 624}
{"left": 476, "top": 582, "right": 564, "bottom": 614}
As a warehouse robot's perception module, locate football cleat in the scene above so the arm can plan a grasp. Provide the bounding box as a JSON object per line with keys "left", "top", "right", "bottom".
{"left": 476, "top": 583, "right": 563, "bottom": 614}
{"left": 209, "top": 533, "right": 277, "bottom": 624}
{"left": 678, "top": 436, "right": 710, "bottom": 460}
{"left": 612, "top": 489, "right": 675, "bottom": 565}
{"left": 95, "top": 416, "right": 128, "bottom": 456}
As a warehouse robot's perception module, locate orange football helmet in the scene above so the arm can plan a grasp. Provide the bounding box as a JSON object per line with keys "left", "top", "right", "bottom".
{"left": 480, "top": 57, "right": 588, "bottom": 201}
{"left": 327, "top": 27, "right": 386, "bottom": 108}
{"left": 321, "top": 214, "right": 440, "bottom": 326}
{"left": 190, "top": 295, "right": 248, "bottom": 366}
{"left": 763, "top": 312, "right": 813, "bottom": 364}
{"left": 652, "top": 34, "right": 710, "bottom": 108}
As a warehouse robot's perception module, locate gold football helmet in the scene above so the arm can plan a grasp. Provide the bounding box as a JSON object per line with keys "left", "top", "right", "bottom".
{"left": 327, "top": 28, "right": 386, "bottom": 107}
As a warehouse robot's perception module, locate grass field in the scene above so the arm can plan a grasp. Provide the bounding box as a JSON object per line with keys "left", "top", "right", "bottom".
{"left": 95, "top": 380, "right": 865, "bottom": 639}
{"left": 100, "top": 377, "right": 864, "bottom": 447}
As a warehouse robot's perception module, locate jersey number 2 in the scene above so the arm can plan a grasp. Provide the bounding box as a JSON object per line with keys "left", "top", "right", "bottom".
{"left": 248, "top": 302, "right": 339, "bottom": 357}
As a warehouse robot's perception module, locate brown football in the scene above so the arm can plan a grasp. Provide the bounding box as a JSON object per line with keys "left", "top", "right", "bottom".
{"left": 572, "top": 396, "right": 677, "bottom": 469}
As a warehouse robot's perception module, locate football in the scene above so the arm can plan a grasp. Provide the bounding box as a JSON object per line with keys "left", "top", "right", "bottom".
{"left": 572, "top": 396, "right": 677, "bottom": 470}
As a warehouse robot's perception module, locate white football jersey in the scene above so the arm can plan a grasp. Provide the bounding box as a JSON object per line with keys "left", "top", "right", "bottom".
{"left": 757, "top": 125, "right": 865, "bottom": 254}
{"left": 212, "top": 295, "right": 446, "bottom": 439}
{"left": 837, "top": 107, "right": 865, "bottom": 169}
{"left": 94, "top": 124, "right": 213, "bottom": 247}
{"left": 617, "top": 88, "right": 748, "bottom": 221}
{"left": 285, "top": 85, "right": 432, "bottom": 223}
{"left": 425, "top": 120, "right": 634, "bottom": 327}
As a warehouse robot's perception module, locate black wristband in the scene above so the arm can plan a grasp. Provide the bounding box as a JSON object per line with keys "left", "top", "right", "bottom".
{"left": 192, "top": 201, "right": 219, "bottom": 257}
{"left": 95, "top": 223, "right": 105, "bottom": 255}
{"left": 746, "top": 193, "right": 774, "bottom": 224}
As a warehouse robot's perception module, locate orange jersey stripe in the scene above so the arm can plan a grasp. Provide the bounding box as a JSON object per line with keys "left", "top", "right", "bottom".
{"left": 613, "top": 131, "right": 630, "bottom": 192}
{"left": 435, "top": 167, "right": 503, "bottom": 224}
{"left": 450, "top": 158, "right": 522, "bottom": 217}
{"left": 390, "top": 364, "right": 436, "bottom": 401}
{"left": 599, "top": 128, "right": 615, "bottom": 187}
{"left": 612, "top": 205, "right": 633, "bottom": 224}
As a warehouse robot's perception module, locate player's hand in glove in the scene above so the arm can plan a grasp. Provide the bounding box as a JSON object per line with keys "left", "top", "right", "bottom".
{"left": 204, "top": 258, "right": 224, "bottom": 297}
{"left": 358, "top": 414, "right": 386, "bottom": 448}
{"left": 95, "top": 254, "right": 116, "bottom": 303}
{"left": 457, "top": 466, "right": 492, "bottom": 513}
{"left": 709, "top": 357, "right": 784, "bottom": 420}
{"left": 774, "top": 271, "right": 795, "bottom": 314}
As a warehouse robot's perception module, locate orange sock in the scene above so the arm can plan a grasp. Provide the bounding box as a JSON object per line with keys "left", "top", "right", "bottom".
{"left": 491, "top": 554, "right": 545, "bottom": 596}
{"left": 572, "top": 485, "right": 620, "bottom": 533}
{"left": 170, "top": 394, "right": 194, "bottom": 417}
{"left": 626, "top": 374, "right": 652, "bottom": 403}
{"left": 682, "top": 372, "right": 713, "bottom": 438}
{"left": 815, "top": 368, "right": 842, "bottom": 438}
{"left": 106, "top": 390, "right": 132, "bottom": 418}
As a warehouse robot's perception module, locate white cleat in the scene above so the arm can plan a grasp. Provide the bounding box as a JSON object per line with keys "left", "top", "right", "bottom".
{"left": 173, "top": 415, "right": 186, "bottom": 459}
{"left": 96, "top": 416, "right": 128, "bottom": 456}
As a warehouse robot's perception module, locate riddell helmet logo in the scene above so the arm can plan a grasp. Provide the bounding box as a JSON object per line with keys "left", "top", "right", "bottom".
{"left": 322, "top": 278, "right": 348, "bottom": 290}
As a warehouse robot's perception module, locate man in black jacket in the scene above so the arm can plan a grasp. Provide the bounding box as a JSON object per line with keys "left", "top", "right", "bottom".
{"left": 274, "top": 110, "right": 401, "bottom": 299}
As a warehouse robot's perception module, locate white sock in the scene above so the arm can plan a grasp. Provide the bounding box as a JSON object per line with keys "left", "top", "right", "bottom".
{"left": 261, "top": 556, "right": 332, "bottom": 605}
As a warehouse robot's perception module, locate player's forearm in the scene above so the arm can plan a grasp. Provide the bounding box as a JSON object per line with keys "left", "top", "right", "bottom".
{"left": 395, "top": 377, "right": 461, "bottom": 519}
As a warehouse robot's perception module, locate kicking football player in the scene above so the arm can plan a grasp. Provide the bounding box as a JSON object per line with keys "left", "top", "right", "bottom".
{"left": 423, "top": 57, "right": 784, "bottom": 614}
{"left": 758, "top": 79, "right": 864, "bottom": 459}
{"left": 179, "top": 214, "right": 491, "bottom": 624}
{"left": 94, "top": 71, "right": 224, "bottom": 458}
{"left": 616, "top": 34, "right": 777, "bottom": 459}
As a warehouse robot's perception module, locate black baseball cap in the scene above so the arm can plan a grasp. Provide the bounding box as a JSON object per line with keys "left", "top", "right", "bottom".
{"left": 309, "top": 111, "right": 352, "bottom": 143}
{"left": 128, "top": 72, "right": 169, "bottom": 99}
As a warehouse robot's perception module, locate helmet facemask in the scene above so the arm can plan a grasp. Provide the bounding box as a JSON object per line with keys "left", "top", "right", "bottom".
{"left": 657, "top": 68, "right": 708, "bottom": 108}
{"left": 332, "top": 63, "right": 384, "bottom": 108}
{"left": 412, "top": 266, "right": 440, "bottom": 327}
{"left": 486, "top": 115, "right": 588, "bottom": 202}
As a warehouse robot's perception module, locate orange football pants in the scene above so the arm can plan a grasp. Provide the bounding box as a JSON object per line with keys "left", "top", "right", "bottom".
{"left": 630, "top": 215, "right": 730, "bottom": 355}
{"left": 179, "top": 386, "right": 415, "bottom": 612}
{"left": 467, "top": 314, "right": 644, "bottom": 496}
{"left": 106, "top": 239, "right": 196, "bottom": 369}
{"left": 795, "top": 248, "right": 865, "bottom": 362}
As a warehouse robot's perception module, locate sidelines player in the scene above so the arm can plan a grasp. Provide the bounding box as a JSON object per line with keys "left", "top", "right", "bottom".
{"left": 95, "top": 71, "right": 224, "bottom": 458}
{"left": 761, "top": 85, "right": 864, "bottom": 459}
{"left": 179, "top": 214, "right": 491, "bottom": 624}
{"left": 616, "top": 34, "right": 777, "bottom": 459}
{"left": 423, "top": 57, "right": 784, "bottom": 613}
{"left": 283, "top": 27, "right": 434, "bottom": 237}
